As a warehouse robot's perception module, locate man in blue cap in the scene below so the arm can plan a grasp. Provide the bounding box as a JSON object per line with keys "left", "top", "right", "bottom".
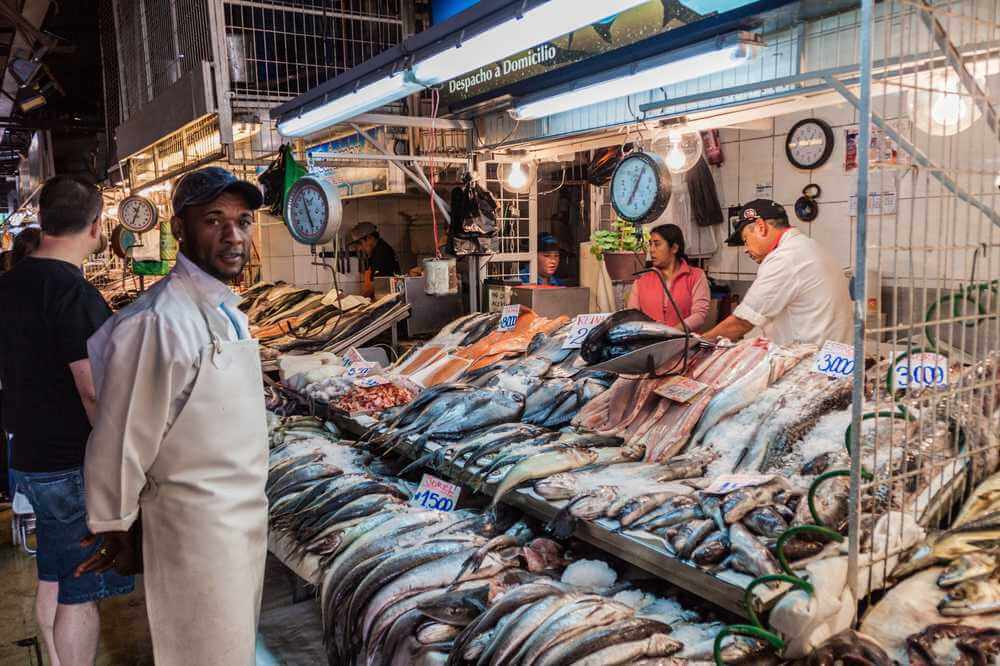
{"left": 79, "top": 166, "right": 269, "bottom": 664}
{"left": 521, "top": 232, "right": 564, "bottom": 285}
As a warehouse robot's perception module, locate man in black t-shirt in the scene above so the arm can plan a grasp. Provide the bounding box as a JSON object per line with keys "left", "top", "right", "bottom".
{"left": 348, "top": 221, "right": 400, "bottom": 298}
{"left": 0, "top": 176, "right": 133, "bottom": 665}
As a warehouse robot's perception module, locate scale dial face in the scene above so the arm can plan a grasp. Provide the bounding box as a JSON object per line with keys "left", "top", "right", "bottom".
{"left": 284, "top": 175, "right": 342, "bottom": 246}
{"left": 785, "top": 118, "right": 834, "bottom": 170}
{"left": 610, "top": 151, "right": 671, "bottom": 223}
{"left": 118, "top": 195, "right": 159, "bottom": 233}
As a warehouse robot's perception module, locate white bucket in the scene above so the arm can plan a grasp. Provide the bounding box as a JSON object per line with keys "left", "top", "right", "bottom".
{"left": 424, "top": 257, "right": 458, "bottom": 295}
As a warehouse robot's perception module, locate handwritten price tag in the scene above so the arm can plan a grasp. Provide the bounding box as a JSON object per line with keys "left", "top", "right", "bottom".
{"left": 410, "top": 474, "right": 460, "bottom": 512}
{"left": 353, "top": 375, "right": 390, "bottom": 388}
{"left": 345, "top": 362, "right": 377, "bottom": 378}
{"left": 703, "top": 474, "right": 775, "bottom": 495}
{"left": 813, "top": 341, "right": 856, "bottom": 379}
{"left": 892, "top": 352, "right": 948, "bottom": 389}
{"left": 342, "top": 347, "right": 366, "bottom": 367}
{"left": 498, "top": 305, "right": 520, "bottom": 331}
{"left": 562, "top": 313, "right": 611, "bottom": 349}
{"left": 654, "top": 377, "right": 710, "bottom": 403}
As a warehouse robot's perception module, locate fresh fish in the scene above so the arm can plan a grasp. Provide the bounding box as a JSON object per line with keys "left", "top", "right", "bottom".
{"left": 423, "top": 389, "right": 526, "bottom": 442}
{"left": 565, "top": 633, "right": 683, "bottom": 666}
{"left": 691, "top": 530, "right": 730, "bottom": 565}
{"left": 416, "top": 585, "right": 490, "bottom": 626}
{"left": 794, "top": 474, "right": 848, "bottom": 532}
{"left": 618, "top": 494, "right": 697, "bottom": 529}
{"left": 523, "top": 378, "right": 575, "bottom": 424}
{"left": 728, "top": 523, "right": 781, "bottom": 582}
{"left": 548, "top": 486, "right": 619, "bottom": 539}
{"left": 938, "top": 550, "right": 1000, "bottom": 588}
{"left": 905, "top": 623, "right": 984, "bottom": 666}
{"left": 742, "top": 506, "right": 789, "bottom": 539}
{"left": 638, "top": 503, "right": 706, "bottom": 532}
{"left": 957, "top": 629, "right": 1000, "bottom": 663}
{"left": 800, "top": 452, "right": 835, "bottom": 477}
{"left": 672, "top": 519, "right": 715, "bottom": 560}
{"left": 266, "top": 462, "right": 342, "bottom": 502}
{"left": 534, "top": 617, "right": 675, "bottom": 666}
{"left": 720, "top": 480, "right": 789, "bottom": 524}
{"left": 416, "top": 622, "right": 461, "bottom": 645}
{"left": 697, "top": 493, "right": 727, "bottom": 532}
{"left": 606, "top": 321, "right": 685, "bottom": 344}
{"left": 448, "top": 581, "right": 565, "bottom": 666}
{"left": 893, "top": 531, "right": 1000, "bottom": 579}
{"left": 485, "top": 593, "right": 580, "bottom": 666}
{"left": 938, "top": 572, "right": 1000, "bottom": 616}
{"left": 508, "top": 597, "right": 630, "bottom": 666}
{"left": 809, "top": 630, "right": 891, "bottom": 666}
{"left": 492, "top": 448, "right": 626, "bottom": 507}
{"left": 580, "top": 309, "right": 652, "bottom": 364}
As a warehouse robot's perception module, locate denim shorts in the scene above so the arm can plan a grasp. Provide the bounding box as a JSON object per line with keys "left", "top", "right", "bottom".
{"left": 11, "top": 466, "right": 135, "bottom": 604}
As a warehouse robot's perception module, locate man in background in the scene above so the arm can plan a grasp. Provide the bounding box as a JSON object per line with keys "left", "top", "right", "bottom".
{"left": 0, "top": 176, "right": 134, "bottom": 666}
{"left": 348, "top": 221, "right": 400, "bottom": 298}
{"left": 521, "top": 232, "right": 563, "bottom": 285}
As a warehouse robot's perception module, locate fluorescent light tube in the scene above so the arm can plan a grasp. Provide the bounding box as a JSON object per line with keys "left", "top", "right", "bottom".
{"left": 278, "top": 74, "right": 422, "bottom": 137}
{"left": 410, "top": 0, "right": 650, "bottom": 85}
{"left": 510, "top": 34, "right": 761, "bottom": 120}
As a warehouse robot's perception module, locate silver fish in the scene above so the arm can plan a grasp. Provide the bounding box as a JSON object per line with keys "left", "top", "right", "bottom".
{"left": 938, "top": 550, "right": 1000, "bottom": 588}
{"left": 673, "top": 519, "right": 716, "bottom": 560}
{"left": 938, "top": 572, "right": 1000, "bottom": 616}
{"left": 728, "top": 523, "right": 781, "bottom": 583}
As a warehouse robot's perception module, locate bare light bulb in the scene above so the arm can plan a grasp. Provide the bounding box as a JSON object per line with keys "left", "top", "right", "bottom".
{"left": 931, "top": 89, "right": 968, "bottom": 127}
{"left": 665, "top": 134, "right": 687, "bottom": 172}
{"left": 506, "top": 161, "right": 528, "bottom": 190}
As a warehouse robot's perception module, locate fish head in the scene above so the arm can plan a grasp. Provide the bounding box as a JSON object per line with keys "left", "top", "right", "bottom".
{"left": 939, "top": 576, "right": 1000, "bottom": 615}
{"left": 494, "top": 389, "right": 528, "bottom": 409}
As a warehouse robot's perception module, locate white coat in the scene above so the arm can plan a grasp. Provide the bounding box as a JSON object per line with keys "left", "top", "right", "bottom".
{"left": 85, "top": 255, "right": 268, "bottom": 665}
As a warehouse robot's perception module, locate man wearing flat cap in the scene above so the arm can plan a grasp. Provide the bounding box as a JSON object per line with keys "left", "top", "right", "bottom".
{"left": 702, "top": 199, "right": 852, "bottom": 346}
{"left": 348, "top": 221, "right": 400, "bottom": 298}
{"left": 79, "top": 167, "right": 268, "bottom": 664}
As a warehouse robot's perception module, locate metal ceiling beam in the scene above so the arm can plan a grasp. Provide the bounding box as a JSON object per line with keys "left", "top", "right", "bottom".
{"left": 0, "top": 0, "right": 51, "bottom": 144}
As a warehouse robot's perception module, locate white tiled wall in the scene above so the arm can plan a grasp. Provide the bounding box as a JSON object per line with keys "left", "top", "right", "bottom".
{"left": 706, "top": 101, "right": 860, "bottom": 284}
{"left": 258, "top": 195, "right": 442, "bottom": 292}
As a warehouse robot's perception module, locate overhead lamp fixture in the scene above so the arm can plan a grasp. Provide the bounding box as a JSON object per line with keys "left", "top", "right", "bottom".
{"left": 278, "top": 74, "right": 423, "bottom": 137}
{"left": 502, "top": 158, "right": 534, "bottom": 193}
{"left": 278, "top": 0, "right": 649, "bottom": 137}
{"left": 509, "top": 32, "right": 762, "bottom": 121}
{"left": 653, "top": 127, "right": 703, "bottom": 174}
{"left": 409, "top": 0, "right": 650, "bottom": 85}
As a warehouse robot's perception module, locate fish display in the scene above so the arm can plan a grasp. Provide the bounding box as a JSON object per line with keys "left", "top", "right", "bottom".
{"left": 240, "top": 282, "right": 411, "bottom": 357}
{"left": 265, "top": 417, "right": 773, "bottom": 666}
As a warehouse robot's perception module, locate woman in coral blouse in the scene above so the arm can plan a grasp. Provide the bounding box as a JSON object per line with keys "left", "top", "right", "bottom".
{"left": 627, "top": 223, "right": 710, "bottom": 332}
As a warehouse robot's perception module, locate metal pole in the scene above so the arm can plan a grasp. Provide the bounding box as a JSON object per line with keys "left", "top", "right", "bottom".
{"left": 846, "top": 0, "right": 875, "bottom": 603}
{"left": 347, "top": 122, "right": 452, "bottom": 222}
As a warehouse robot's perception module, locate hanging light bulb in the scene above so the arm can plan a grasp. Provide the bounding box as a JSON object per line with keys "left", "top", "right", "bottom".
{"left": 506, "top": 161, "right": 528, "bottom": 190}
{"left": 930, "top": 82, "right": 969, "bottom": 128}
{"left": 664, "top": 132, "right": 687, "bottom": 172}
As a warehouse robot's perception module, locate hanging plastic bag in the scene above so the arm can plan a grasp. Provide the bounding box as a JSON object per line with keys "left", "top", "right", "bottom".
{"left": 258, "top": 144, "right": 308, "bottom": 216}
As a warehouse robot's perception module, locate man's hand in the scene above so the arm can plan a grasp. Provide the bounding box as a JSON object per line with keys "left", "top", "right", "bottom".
{"left": 75, "top": 531, "right": 135, "bottom": 577}
{"left": 702, "top": 315, "right": 755, "bottom": 343}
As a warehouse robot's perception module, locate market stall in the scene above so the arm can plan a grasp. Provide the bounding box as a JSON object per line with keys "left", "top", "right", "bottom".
{"left": 249, "top": 0, "right": 1000, "bottom": 663}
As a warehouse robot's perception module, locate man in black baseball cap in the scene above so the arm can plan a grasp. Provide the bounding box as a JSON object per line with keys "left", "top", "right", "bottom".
{"left": 170, "top": 166, "right": 263, "bottom": 282}
{"left": 703, "top": 198, "right": 852, "bottom": 346}
{"left": 81, "top": 164, "right": 271, "bottom": 663}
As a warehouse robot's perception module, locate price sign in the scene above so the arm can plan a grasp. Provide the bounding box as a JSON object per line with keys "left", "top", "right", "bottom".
{"left": 704, "top": 474, "right": 775, "bottom": 495}
{"left": 813, "top": 341, "right": 856, "bottom": 379}
{"left": 345, "top": 362, "right": 377, "bottom": 378}
{"left": 562, "top": 313, "right": 611, "bottom": 349}
{"left": 892, "top": 352, "right": 948, "bottom": 389}
{"left": 410, "top": 474, "right": 460, "bottom": 512}
{"left": 342, "top": 347, "right": 366, "bottom": 367}
{"left": 353, "top": 375, "right": 390, "bottom": 388}
{"left": 498, "top": 305, "right": 520, "bottom": 331}
{"left": 654, "top": 377, "right": 710, "bottom": 403}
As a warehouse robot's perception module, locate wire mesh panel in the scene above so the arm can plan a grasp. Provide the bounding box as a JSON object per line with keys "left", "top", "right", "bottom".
{"left": 223, "top": 0, "right": 404, "bottom": 104}
{"left": 478, "top": 161, "right": 537, "bottom": 282}
{"left": 847, "top": 0, "right": 1000, "bottom": 614}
